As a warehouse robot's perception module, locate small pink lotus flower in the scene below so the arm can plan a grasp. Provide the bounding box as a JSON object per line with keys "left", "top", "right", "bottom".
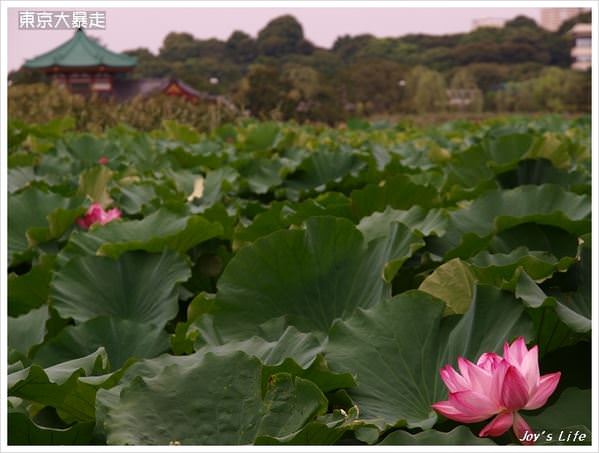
{"left": 98, "top": 156, "right": 109, "bottom": 165}
{"left": 77, "top": 203, "right": 121, "bottom": 229}
{"left": 432, "top": 337, "right": 560, "bottom": 445}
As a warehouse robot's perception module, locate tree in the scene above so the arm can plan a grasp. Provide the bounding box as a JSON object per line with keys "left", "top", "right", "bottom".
{"left": 256, "top": 15, "right": 313, "bottom": 57}
{"left": 495, "top": 67, "right": 590, "bottom": 113}
{"left": 531, "top": 67, "right": 590, "bottom": 112}
{"left": 241, "top": 64, "right": 294, "bottom": 118}
{"left": 195, "top": 39, "right": 227, "bottom": 60}
{"left": 505, "top": 15, "right": 539, "bottom": 29}
{"left": 408, "top": 66, "right": 448, "bottom": 113}
{"left": 449, "top": 68, "right": 483, "bottom": 112}
{"left": 174, "top": 58, "right": 242, "bottom": 94}
{"left": 462, "top": 63, "right": 509, "bottom": 91}
{"left": 332, "top": 34, "right": 375, "bottom": 61}
{"left": 285, "top": 50, "right": 343, "bottom": 78}
{"left": 124, "top": 48, "right": 172, "bottom": 78}
{"left": 417, "top": 46, "right": 454, "bottom": 71}
{"left": 159, "top": 32, "right": 200, "bottom": 61}
{"left": 282, "top": 64, "right": 320, "bottom": 100}
{"left": 8, "top": 68, "right": 45, "bottom": 85}
{"left": 226, "top": 31, "right": 258, "bottom": 64}
{"left": 338, "top": 58, "right": 406, "bottom": 114}
{"left": 558, "top": 11, "right": 591, "bottom": 34}
{"left": 282, "top": 64, "right": 344, "bottom": 123}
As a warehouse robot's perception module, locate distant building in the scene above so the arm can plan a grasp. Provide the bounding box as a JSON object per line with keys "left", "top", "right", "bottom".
{"left": 539, "top": 8, "right": 586, "bottom": 31}
{"left": 569, "top": 23, "right": 592, "bottom": 71}
{"left": 24, "top": 28, "right": 136, "bottom": 96}
{"left": 24, "top": 29, "right": 231, "bottom": 106}
{"left": 471, "top": 17, "right": 506, "bottom": 30}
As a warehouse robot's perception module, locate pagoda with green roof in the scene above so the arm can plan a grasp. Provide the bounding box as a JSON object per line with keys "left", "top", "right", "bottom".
{"left": 24, "top": 28, "right": 137, "bottom": 96}
{"left": 23, "top": 28, "right": 233, "bottom": 108}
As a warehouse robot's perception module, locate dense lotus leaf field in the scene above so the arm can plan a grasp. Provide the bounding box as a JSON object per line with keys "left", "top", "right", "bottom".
{"left": 6, "top": 116, "right": 592, "bottom": 445}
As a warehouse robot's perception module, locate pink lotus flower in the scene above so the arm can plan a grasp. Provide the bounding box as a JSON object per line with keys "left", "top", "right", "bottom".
{"left": 432, "top": 337, "right": 560, "bottom": 445}
{"left": 77, "top": 203, "right": 121, "bottom": 229}
{"left": 98, "top": 156, "right": 109, "bottom": 165}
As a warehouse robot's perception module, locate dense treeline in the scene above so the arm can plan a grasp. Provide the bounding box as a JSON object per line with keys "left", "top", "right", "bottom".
{"left": 9, "top": 12, "right": 591, "bottom": 123}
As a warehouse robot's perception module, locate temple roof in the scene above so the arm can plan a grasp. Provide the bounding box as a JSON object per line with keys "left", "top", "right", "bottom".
{"left": 24, "top": 29, "right": 137, "bottom": 69}
{"left": 112, "top": 78, "right": 219, "bottom": 102}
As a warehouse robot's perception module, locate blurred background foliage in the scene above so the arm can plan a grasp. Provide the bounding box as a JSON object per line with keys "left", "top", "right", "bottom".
{"left": 9, "top": 12, "right": 591, "bottom": 128}
{"left": 8, "top": 84, "right": 237, "bottom": 133}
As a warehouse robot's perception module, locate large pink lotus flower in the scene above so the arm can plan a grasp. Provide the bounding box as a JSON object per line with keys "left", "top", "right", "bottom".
{"left": 77, "top": 203, "right": 121, "bottom": 229}
{"left": 98, "top": 156, "right": 109, "bottom": 165}
{"left": 432, "top": 337, "right": 560, "bottom": 445}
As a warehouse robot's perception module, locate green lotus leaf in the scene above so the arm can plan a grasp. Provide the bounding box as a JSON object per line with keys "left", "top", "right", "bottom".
{"left": 516, "top": 271, "right": 590, "bottom": 334}
{"left": 233, "top": 192, "right": 352, "bottom": 248}
{"left": 18, "top": 116, "right": 75, "bottom": 141}
{"left": 198, "top": 202, "right": 237, "bottom": 240}
{"left": 440, "top": 185, "right": 591, "bottom": 259}
{"left": 379, "top": 426, "right": 495, "bottom": 445}
{"left": 8, "top": 254, "right": 55, "bottom": 316}
{"left": 256, "top": 408, "right": 378, "bottom": 445}
{"left": 285, "top": 148, "right": 364, "bottom": 192}
{"left": 358, "top": 206, "right": 448, "bottom": 239}
{"left": 444, "top": 144, "right": 496, "bottom": 193}
{"left": 497, "top": 158, "right": 589, "bottom": 194}
{"left": 214, "top": 123, "right": 237, "bottom": 142}
{"left": 241, "top": 122, "right": 281, "bottom": 152}
{"left": 419, "top": 258, "right": 476, "bottom": 315}
{"left": 351, "top": 175, "right": 439, "bottom": 219}
{"left": 8, "top": 166, "right": 38, "bottom": 193}
{"left": 483, "top": 129, "right": 534, "bottom": 169}
{"left": 264, "top": 355, "right": 355, "bottom": 394}
{"left": 58, "top": 208, "right": 222, "bottom": 262}
{"left": 346, "top": 117, "right": 370, "bottom": 130}
{"left": 238, "top": 157, "right": 284, "bottom": 194}
{"left": 256, "top": 415, "right": 350, "bottom": 445}
{"left": 65, "top": 133, "right": 115, "bottom": 163}
{"left": 36, "top": 152, "right": 76, "bottom": 184}
{"left": 167, "top": 141, "right": 226, "bottom": 170}
{"left": 469, "top": 246, "right": 576, "bottom": 287}
{"left": 161, "top": 168, "right": 199, "bottom": 196}
{"left": 8, "top": 187, "right": 84, "bottom": 266}
{"left": 8, "top": 306, "right": 50, "bottom": 358}
{"left": 111, "top": 181, "right": 159, "bottom": 215}
{"left": 525, "top": 302, "right": 584, "bottom": 356}
{"left": 373, "top": 222, "right": 425, "bottom": 283}
{"left": 8, "top": 410, "right": 95, "bottom": 445}
{"left": 8, "top": 348, "right": 113, "bottom": 422}
{"left": 51, "top": 250, "right": 191, "bottom": 326}
{"left": 78, "top": 165, "right": 113, "bottom": 206}
{"left": 184, "top": 324, "right": 355, "bottom": 393}
{"left": 528, "top": 131, "right": 582, "bottom": 169}
{"left": 516, "top": 235, "right": 590, "bottom": 334}
{"left": 33, "top": 317, "right": 170, "bottom": 369}
{"left": 162, "top": 120, "right": 200, "bottom": 144}
{"left": 197, "top": 217, "right": 422, "bottom": 345}
{"left": 326, "top": 285, "right": 533, "bottom": 430}
{"left": 27, "top": 205, "right": 87, "bottom": 247}
{"left": 8, "top": 150, "right": 39, "bottom": 168}
{"left": 487, "top": 223, "right": 579, "bottom": 257}
{"left": 194, "top": 166, "right": 239, "bottom": 209}
{"left": 97, "top": 351, "right": 328, "bottom": 445}
{"left": 8, "top": 361, "right": 25, "bottom": 374}
{"left": 193, "top": 324, "right": 324, "bottom": 368}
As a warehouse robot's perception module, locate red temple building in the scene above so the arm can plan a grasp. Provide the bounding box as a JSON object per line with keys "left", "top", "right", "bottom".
{"left": 24, "top": 29, "right": 227, "bottom": 105}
